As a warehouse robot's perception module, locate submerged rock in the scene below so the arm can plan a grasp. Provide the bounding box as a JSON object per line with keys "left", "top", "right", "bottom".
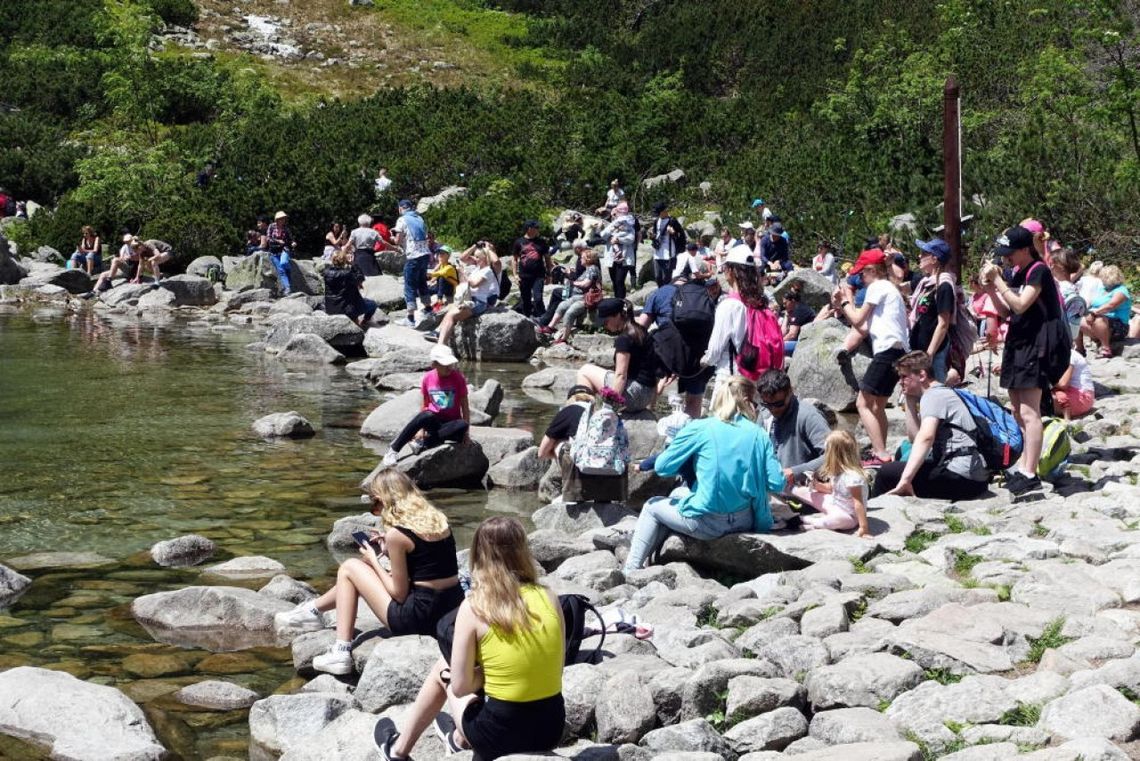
{"left": 149, "top": 534, "right": 216, "bottom": 567}
{"left": 253, "top": 411, "right": 317, "bottom": 439}
{"left": 0, "top": 563, "right": 31, "bottom": 608}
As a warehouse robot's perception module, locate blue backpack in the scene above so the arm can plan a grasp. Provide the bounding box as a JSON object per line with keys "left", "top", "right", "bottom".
{"left": 948, "top": 389, "right": 1024, "bottom": 472}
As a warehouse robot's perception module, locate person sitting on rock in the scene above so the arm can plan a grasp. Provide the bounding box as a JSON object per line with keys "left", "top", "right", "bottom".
{"left": 69, "top": 225, "right": 102, "bottom": 275}
{"left": 755, "top": 369, "right": 830, "bottom": 492}
{"left": 623, "top": 376, "right": 784, "bottom": 573}
{"left": 89, "top": 234, "right": 142, "bottom": 295}
{"left": 132, "top": 238, "right": 173, "bottom": 284}
{"left": 323, "top": 249, "right": 378, "bottom": 326}
{"left": 1051, "top": 348, "right": 1095, "bottom": 420}
{"left": 426, "top": 244, "right": 499, "bottom": 345}
{"left": 374, "top": 516, "right": 564, "bottom": 761}
{"left": 780, "top": 288, "right": 816, "bottom": 357}
{"left": 323, "top": 221, "right": 349, "bottom": 260}
{"left": 871, "top": 350, "right": 990, "bottom": 500}
{"left": 576, "top": 298, "right": 660, "bottom": 415}
{"left": 381, "top": 345, "right": 470, "bottom": 467}
{"left": 538, "top": 385, "right": 627, "bottom": 506}
{"left": 790, "top": 430, "right": 871, "bottom": 536}
{"left": 538, "top": 247, "right": 601, "bottom": 345}
{"left": 245, "top": 215, "right": 269, "bottom": 256}
{"left": 276, "top": 468, "right": 463, "bottom": 675}
{"left": 426, "top": 247, "right": 459, "bottom": 311}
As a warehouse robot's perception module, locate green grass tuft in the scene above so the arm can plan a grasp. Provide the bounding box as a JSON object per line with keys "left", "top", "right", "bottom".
{"left": 905, "top": 530, "right": 941, "bottom": 554}
{"left": 952, "top": 549, "right": 984, "bottom": 578}
{"left": 849, "top": 556, "right": 872, "bottom": 574}
{"left": 945, "top": 515, "right": 966, "bottom": 533}
{"left": 999, "top": 703, "right": 1041, "bottom": 726}
{"left": 1026, "top": 618, "right": 1073, "bottom": 663}
{"left": 695, "top": 602, "right": 719, "bottom": 629}
{"left": 923, "top": 667, "right": 963, "bottom": 685}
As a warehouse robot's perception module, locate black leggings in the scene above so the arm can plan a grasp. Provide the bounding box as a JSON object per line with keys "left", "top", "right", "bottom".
{"left": 609, "top": 265, "right": 630, "bottom": 299}
{"left": 391, "top": 411, "right": 469, "bottom": 453}
{"left": 462, "top": 694, "right": 565, "bottom": 761}
{"left": 871, "top": 460, "right": 989, "bottom": 501}
{"left": 535, "top": 289, "right": 564, "bottom": 327}
{"left": 653, "top": 258, "right": 676, "bottom": 287}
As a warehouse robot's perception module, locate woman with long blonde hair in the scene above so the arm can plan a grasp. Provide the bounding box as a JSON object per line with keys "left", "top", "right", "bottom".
{"left": 276, "top": 468, "right": 462, "bottom": 675}
{"left": 623, "top": 375, "right": 785, "bottom": 573}
{"left": 375, "top": 516, "right": 565, "bottom": 761}
{"left": 790, "top": 429, "right": 871, "bottom": 536}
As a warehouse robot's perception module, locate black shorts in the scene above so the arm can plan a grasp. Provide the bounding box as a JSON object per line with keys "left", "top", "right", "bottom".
{"left": 386, "top": 584, "right": 463, "bottom": 637}
{"left": 462, "top": 694, "right": 565, "bottom": 761}
{"left": 1108, "top": 317, "right": 1128, "bottom": 342}
{"left": 1000, "top": 341, "right": 1043, "bottom": 391}
{"left": 860, "top": 347, "right": 905, "bottom": 397}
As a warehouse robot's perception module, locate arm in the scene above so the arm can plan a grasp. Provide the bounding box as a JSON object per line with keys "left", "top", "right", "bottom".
{"left": 460, "top": 396, "right": 470, "bottom": 424}
{"left": 788, "top": 410, "right": 830, "bottom": 476}
{"left": 902, "top": 392, "right": 922, "bottom": 441}
{"left": 448, "top": 601, "right": 482, "bottom": 697}
{"left": 654, "top": 423, "right": 702, "bottom": 477}
{"left": 358, "top": 528, "right": 413, "bottom": 602}
{"left": 1091, "top": 291, "right": 1126, "bottom": 317}
{"left": 610, "top": 351, "right": 631, "bottom": 395}
{"left": 851, "top": 485, "right": 871, "bottom": 537}
{"left": 927, "top": 311, "right": 951, "bottom": 356}
{"left": 636, "top": 312, "right": 654, "bottom": 329}
{"left": 1054, "top": 364, "right": 1074, "bottom": 390}
{"left": 784, "top": 323, "right": 801, "bottom": 341}
{"left": 888, "top": 416, "right": 940, "bottom": 495}
{"left": 538, "top": 434, "right": 558, "bottom": 459}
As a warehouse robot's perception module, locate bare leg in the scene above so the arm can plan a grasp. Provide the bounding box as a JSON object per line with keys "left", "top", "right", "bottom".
{"left": 444, "top": 687, "right": 483, "bottom": 750}
{"left": 856, "top": 391, "right": 890, "bottom": 459}
{"left": 684, "top": 392, "right": 703, "bottom": 419}
{"left": 436, "top": 306, "right": 471, "bottom": 345}
{"left": 1011, "top": 387, "right": 1044, "bottom": 474}
{"left": 332, "top": 558, "right": 394, "bottom": 640}
{"left": 391, "top": 658, "right": 450, "bottom": 758}
{"left": 1092, "top": 318, "right": 1112, "bottom": 353}
{"left": 576, "top": 363, "right": 609, "bottom": 391}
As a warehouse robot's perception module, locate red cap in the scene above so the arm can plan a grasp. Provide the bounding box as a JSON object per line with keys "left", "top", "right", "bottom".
{"left": 849, "top": 248, "right": 887, "bottom": 274}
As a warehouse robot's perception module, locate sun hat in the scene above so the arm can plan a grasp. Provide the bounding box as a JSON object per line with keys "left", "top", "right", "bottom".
{"left": 274, "top": 211, "right": 288, "bottom": 220}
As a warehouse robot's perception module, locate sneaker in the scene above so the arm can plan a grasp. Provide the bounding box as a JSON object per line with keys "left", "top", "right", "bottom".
{"left": 433, "top": 713, "right": 463, "bottom": 755}
{"left": 409, "top": 439, "right": 426, "bottom": 455}
{"left": 396, "top": 317, "right": 415, "bottom": 328}
{"left": 860, "top": 454, "right": 891, "bottom": 468}
{"left": 373, "top": 717, "right": 409, "bottom": 761}
{"left": 79, "top": 291, "right": 97, "bottom": 300}
{"left": 382, "top": 451, "right": 399, "bottom": 467}
{"left": 1006, "top": 470, "right": 1044, "bottom": 499}
{"left": 423, "top": 331, "right": 440, "bottom": 341}
{"left": 312, "top": 647, "right": 354, "bottom": 675}
{"left": 274, "top": 603, "right": 324, "bottom": 633}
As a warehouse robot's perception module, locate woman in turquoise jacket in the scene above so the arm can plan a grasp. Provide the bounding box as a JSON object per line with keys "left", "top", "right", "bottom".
{"left": 623, "top": 375, "right": 785, "bottom": 573}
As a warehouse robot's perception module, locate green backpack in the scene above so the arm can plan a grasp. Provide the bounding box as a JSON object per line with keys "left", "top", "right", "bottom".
{"left": 1036, "top": 417, "right": 1071, "bottom": 480}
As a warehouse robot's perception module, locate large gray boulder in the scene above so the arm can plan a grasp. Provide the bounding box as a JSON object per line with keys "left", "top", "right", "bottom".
{"left": 360, "top": 389, "right": 422, "bottom": 439}
{"left": 449, "top": 310, "right": 540, "bottom": 361}
{"left": 642, "top": 169, "right": 686, "bottom": 190}
{"left": 130, "top": 585, "right": 291, "bottom": 651}
{"left": 772, "top": 268, "right": 836, "bottom": 311}
{"left": 276, "top": 333, "right": 346, "bottom": 364}
{"left": 805, "top": 653, "right": 924, "bottom": 709}
{"left": 391, "top": 440, "right": 490, "bottom": 488}
{"left": 265, "top": 314, "right": 364, "bottom": 352}
{"left": 355, "top": 635, "right": 440, "bottom": 712}
{"left": 149, "top": 534, "right": 216, "bottom": 567}
{"left": 248, "top": 693, "right": 356, "bottom": 758}
{"left": 186, "top": 255, "right": 223, "bottom": 278}
{"left": 0, "top": 667, "right": 165, "bottom": 760}
{"left": 659, "top": 530, "right": 878, "bottom": 578}
{"left": 32, "top": 245, "right": 65, "bottom": 265}
{"left": 488, "top": 446, "right": 545, "bottom": 490}
{"left": 22, "top": 264, "right": 91, "bottom": 294}
{"left": 289, "top": 258, "right": 324, "bottom": 295}
{"left": 0, "top": 563, "right": 31, "bottom": 608}
{"left": 1038, "top": 684, "right": 1140, "bottom": 742}
{"left": 723, "top": 705, "right": 808, "bottom": 753}
{"left": 416, "top": 186, "right": 467, "bottom": 213}
{"left": 100, "top": 282, "right": 155, "bottom": 307}
{"left": 0, "top": 235, "right": 26, "bottom": 284}
{"left": 253, "top": 411, "right": 317, "bottom": 438}
{"left": 639, "top": 719, "right": 735, "bottom": 759}
{"left": 224, "top": 252, "right": 281, "bottom": 292}
{"left": 157, "top": 274, "right": 218, "bottom": 306}
{"left": 522, "top": 367, "right": 583, "bottom": 403}
{"left": 362, "top": 275, "right": 405, "bottom": 310}
{"left": 787, "top": 319, "right": 869, "bottom": 412}
{"left": 595, "top": 671, "right": 657, "bottom": 744}
{"left": 467, "top": 426, "right": 533, "bottom": 465}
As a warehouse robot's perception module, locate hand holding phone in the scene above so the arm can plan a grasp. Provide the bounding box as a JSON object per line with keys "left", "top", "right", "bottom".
{"left": 351, "top": 531, "right": 383, "bottom": 556}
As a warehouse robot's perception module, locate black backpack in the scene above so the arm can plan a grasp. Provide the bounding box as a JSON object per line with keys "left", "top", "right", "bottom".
{"left": 671, "top": 281, "right": 715, "bottom": 349}
{"left": 434, "top": 592, "right": 606, "bottom": 665}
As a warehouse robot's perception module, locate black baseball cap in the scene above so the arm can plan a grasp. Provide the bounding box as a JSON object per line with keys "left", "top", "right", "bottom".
{"left": 994, "top": 225, "right": 1034, "bottom": 257}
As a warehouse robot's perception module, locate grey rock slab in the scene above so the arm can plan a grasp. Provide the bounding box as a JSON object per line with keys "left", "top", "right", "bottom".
{"left": 735, "top": 617, "right": 801, "bottom": 656}
{"left": 658, "top": 530, "right": 877, "bottom": 579}
{"left": 648, "top": 666, "right": 693, "bottom": 726}
{"left": 253, "top": 411, "right": 317, "bottom": 438}
{"left": 638, "top": 718, "right": 733, "bottom": 759}
{"left": 203, "top": 555, "right": 286, "bottom": 579}
{"left": 805, "top": 652, "right": 923, "bottom": 709}
{"left": 149, "top": 534, "right": 216, "bottom": 567}
{"left": 521, "top": 366, "right": 582, "bottom": 401}
{"left": 0, "top": 666, "right": 165, "bottom": 760}
{"left": 187, "top": 255, "right": 223, "bottom": 278}
{"left": 468, "top": 426, "right": 534, "bottom": 465}
{"left": 158, "top": 274, "right": 217, "bottom": 306}
{"left": 359, "top": 389, "right": 421, "bottom": 438}
{"left": 355, "top": 635, "right": 440, "bottom": 712}
{"left": 6, "top": 551, "right": 114, "bottom": 571}
{"left": 1038, "top": 684, "right": 1140, "bottom": 742}
{"left": 1016, "top": 736, "right": 1133, "bottom": 761}
{"left": 745, "top": 742, "right": 922, "bottom": 761}
{"left": 554, "top": 550, "right": 619, "bottom": 581}
{"left": 938, "top": 744, "right": 1020, "bottom": 761}
{"left": 361, "top": 275, "right": 405, "bottom": 309}
{"left": 1011, "top": 561, "right": 1123, "bottom": 616}
{"left": 680, "top": 658, "right": 779, "bottom": 721}
{"left": 595, "top": 671, "right": 656, "bottom": 744}
{"left": 265, "top": 313, "right": 364, "bottom": 351}
{"left": 800, "top": 603, "right": 849, "bottom": 639}
{"left": 959, "top": 723, "right": 1050, "bottom": 748}
{"left": 370, "top": 371, "right": 424, "bottom": 390}
{"left": 886, "top": 629, "right": 1014, "bottom": 675}
{"left": 131, "top": 584, "right": 291, "bottom": 651}
{"left": 885, "top": 676, "right": 1019, "bottom": 753}
{"left": 868, "top": 586, "right": 993, "bottom": 624}
{"left": 258, "top": 575, "right": 318, "bottom": 605}
{"left": 326, "top": 513, "right": 381, "bottom": 551}
{"left": 725, "top": 676, "right": 805, "bottom": 723}
{"left": 277, "top": 708, "right": 430, "bottom": 761}
{"left": 724, "top": 706, "right": 808, "bottom": 754}
{"left": 786, "top": 319, "right": 871, "bottom": 411}
{"left": 772, "top": 268, "right": 835, "bottom": 311}
{"left": 527, "top": 530, "right": 596, "bottom": 572}
{"left": 809, "top": 706, "right": 903, "bottom": 744}
{"left": 277, "top": 333, "right": 346, "bottom": 364}
{"left": 396, "top": 440, "right": 489, "bottom": 488}
{"left": 532, "top": 500, "right": 638, "bottom": 535}
{"left": 751, "top": 634, "right": 830, "bottom": 681}
{"left": 173, "top": 680, "right": 260, "bottom": 711}
{"left": 449, "top": 309, "right": 540, "bottom": 362}
{"left": 248, "top": 692, "right": 356, "bottom": 758}
{"left": 562, "top": 663, "right": 606, "bottom": 738}
{"left": 0, "top": 562, "right": 32, "bottom": 608}
{"left": 136, "top": 286, "right": 176, "bottom": 310}
{"left": 1067, "top": 655, "right": 1140, "bottom": 693}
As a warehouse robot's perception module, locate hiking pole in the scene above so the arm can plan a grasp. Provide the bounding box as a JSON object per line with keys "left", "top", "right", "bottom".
{"left": 987, "top": 348, "right": 993, "bottom": 398}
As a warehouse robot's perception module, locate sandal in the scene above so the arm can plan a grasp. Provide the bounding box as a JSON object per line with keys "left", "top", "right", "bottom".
{"left": 1098, "top": 348, "right": 1113, "bottom": 359}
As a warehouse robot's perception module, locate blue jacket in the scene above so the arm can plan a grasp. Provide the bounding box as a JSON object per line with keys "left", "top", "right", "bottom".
{"left": 654, "top": 414, "right": 784, "bottom": 532}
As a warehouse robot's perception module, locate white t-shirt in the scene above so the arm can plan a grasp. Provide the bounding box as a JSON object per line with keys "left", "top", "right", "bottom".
{"left": 1069, "top": 350, "right": 1093, "bottom": 393}
{"left": 468, "top": 265, "right": 497, "bottom": 302}
{"left": 653, "top": 217, "right": 675, "bottom": 260}
{"left": 605, "top": 188, "right": 624, "bottom": 208}
{"left": 863, "top": 279, "right": 910, "bottom": 355}
{"left": 374, "top": 176, "right": 392, "bottom": 195}
{"left": 394, "top": 215, "right": 430, "bottom": 259}
{"left": 827, "top": 471, "right": 868, "bottom": 517}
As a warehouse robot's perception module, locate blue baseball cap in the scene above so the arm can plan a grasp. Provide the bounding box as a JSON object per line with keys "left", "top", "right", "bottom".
{"left": 398, "top": 199, "right": 413, "bottom": 210}
{"left": 915, "top": 238, "right": 951, "bottom": 263}
{"left": 751, "top": 198, "right": 766, "bottom": 207}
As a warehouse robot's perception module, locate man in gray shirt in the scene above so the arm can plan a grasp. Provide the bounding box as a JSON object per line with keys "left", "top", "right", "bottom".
{"left": 757, "top": 369, "right": 831, "bottom": 491}
{"left": 871, "top": 350, "right": 990, "bottom": 500}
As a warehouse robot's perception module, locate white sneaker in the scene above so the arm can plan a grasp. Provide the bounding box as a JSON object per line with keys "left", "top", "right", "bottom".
{"left": 382, "top": 450, "right": 399, "bottom": 467}
{"left": 274, "top": 604, "right": 324, "bottom": 633}
{"left": 312, "top": 647, "right": 354, "bottom": 675}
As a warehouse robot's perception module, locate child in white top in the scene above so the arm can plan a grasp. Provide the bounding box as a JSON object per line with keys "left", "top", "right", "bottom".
{"left": 1051, "top": 349, "right": 1095, "bottom": 419}
{"left": 792, "top": 430, "right": 871, "bottom": 536}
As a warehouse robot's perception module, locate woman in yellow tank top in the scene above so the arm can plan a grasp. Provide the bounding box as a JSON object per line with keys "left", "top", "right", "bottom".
{"left": 375, "top": 516, "right": 566, "bottom": 761}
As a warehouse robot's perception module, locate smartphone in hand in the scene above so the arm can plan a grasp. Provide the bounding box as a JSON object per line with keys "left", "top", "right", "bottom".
{"left": 351, "top": 531, "right": 382, "bottom": 554}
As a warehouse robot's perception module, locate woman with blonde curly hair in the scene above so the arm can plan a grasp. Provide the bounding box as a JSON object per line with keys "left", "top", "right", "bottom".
{"left": 276, "top": 469, "right": 462, "bottom": 675}
{"left": 374, "top": 515, "right": 564, "bottom": 761}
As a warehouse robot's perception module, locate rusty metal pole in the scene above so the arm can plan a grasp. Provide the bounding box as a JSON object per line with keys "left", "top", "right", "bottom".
{"left": 943, "top": 77, "right": 962, "bottom": 277}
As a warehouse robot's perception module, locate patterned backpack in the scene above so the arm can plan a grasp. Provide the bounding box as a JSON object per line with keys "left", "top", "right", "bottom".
{"left": 571, "top": 402, "right": 631, "bottom": 476}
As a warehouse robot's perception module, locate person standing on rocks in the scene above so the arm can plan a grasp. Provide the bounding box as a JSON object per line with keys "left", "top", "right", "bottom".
{"left": 599, "top": 202, "right": 636, "bottom": 300}
{"left": 276, "top": 468, "right": 463, "bottom": 675}
{"left": 511, "top": 220, "right": 552, "bottom": 319}
{"left": 908, "top": 238, "right": 956, "bottom": 382}
{"left": 832, "top": 248, "right": 910, "bottom": 466}
{"left": 374, "top": 516, "right": 564, "bottom": 761}
{"left": 266, "top": 211, "right": 294, "bottom": 294}
{"left": 348, "top": 213, "right": 383, "bottom": 277}
{"left": 389, "top": 199, "right": 433, "bottom": 327}
{"left": 381, "top": 345, "right": 470, "bottom": 467}
{"left": 978, "top": 225, "right": 1071, "bottom": 499}
{"left": 650, "top": 201, "right": 686, "bottom": 287}
{"left": 374, "top": 166, "right": 392, "bottom": 197}
{"left": 755, "top": 368, "right": 830, "bottom": 491}
{"left": 871, "top": 350, "right": 990, "bottom": 500}
{"left": 623, "top": 375, "right": 784, "bottom": 573}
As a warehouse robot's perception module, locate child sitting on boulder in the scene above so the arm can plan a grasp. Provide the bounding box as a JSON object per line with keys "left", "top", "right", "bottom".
{"left": 382, "top": 345, "right": 470, "bottom": 466}
{"left": 427, "top": 247, "right": 459, "bottom": 311}
{"left": 790, "top": 430, "right": 871, "bottom": 536}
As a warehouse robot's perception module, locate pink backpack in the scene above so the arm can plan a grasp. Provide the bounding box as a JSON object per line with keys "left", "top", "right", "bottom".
{"left": 729, "top": 294, "right": 785, "bottom": 380}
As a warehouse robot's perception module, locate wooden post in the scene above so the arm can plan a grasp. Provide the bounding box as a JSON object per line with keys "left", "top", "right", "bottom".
{"left": 943, "top": 77, "right": 962, "bottom": 276}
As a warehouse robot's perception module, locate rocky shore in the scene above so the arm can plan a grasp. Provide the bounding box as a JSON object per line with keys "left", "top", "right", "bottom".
{"left": 2, "top": 236, "right": 1140, "bottom": 759}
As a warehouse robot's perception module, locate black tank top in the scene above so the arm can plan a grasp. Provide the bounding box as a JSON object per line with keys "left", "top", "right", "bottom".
{"left": 396, "top": 527, "right": 459, "bottom": 582}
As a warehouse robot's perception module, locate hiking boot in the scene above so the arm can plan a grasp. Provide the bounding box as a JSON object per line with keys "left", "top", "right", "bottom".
{"left": 274, "top": 604, "right": 325, "bottom": 633}
{"left": 373, "top": 718, "right": 410, "bottom": 761}
{"left": 433, "top": 713, "right": 463, "bottom": 755}
{"left": 312, "top": 647, "right": 354, "bottom": 675}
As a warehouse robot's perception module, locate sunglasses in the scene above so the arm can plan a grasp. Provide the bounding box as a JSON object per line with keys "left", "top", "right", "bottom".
{"left": 759, "top": 395, "right": 790, "bottom": 409}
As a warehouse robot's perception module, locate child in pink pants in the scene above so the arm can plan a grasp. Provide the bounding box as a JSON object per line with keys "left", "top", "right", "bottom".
{"left": 791, "top": 430, "right": 871, "bottom": 537}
